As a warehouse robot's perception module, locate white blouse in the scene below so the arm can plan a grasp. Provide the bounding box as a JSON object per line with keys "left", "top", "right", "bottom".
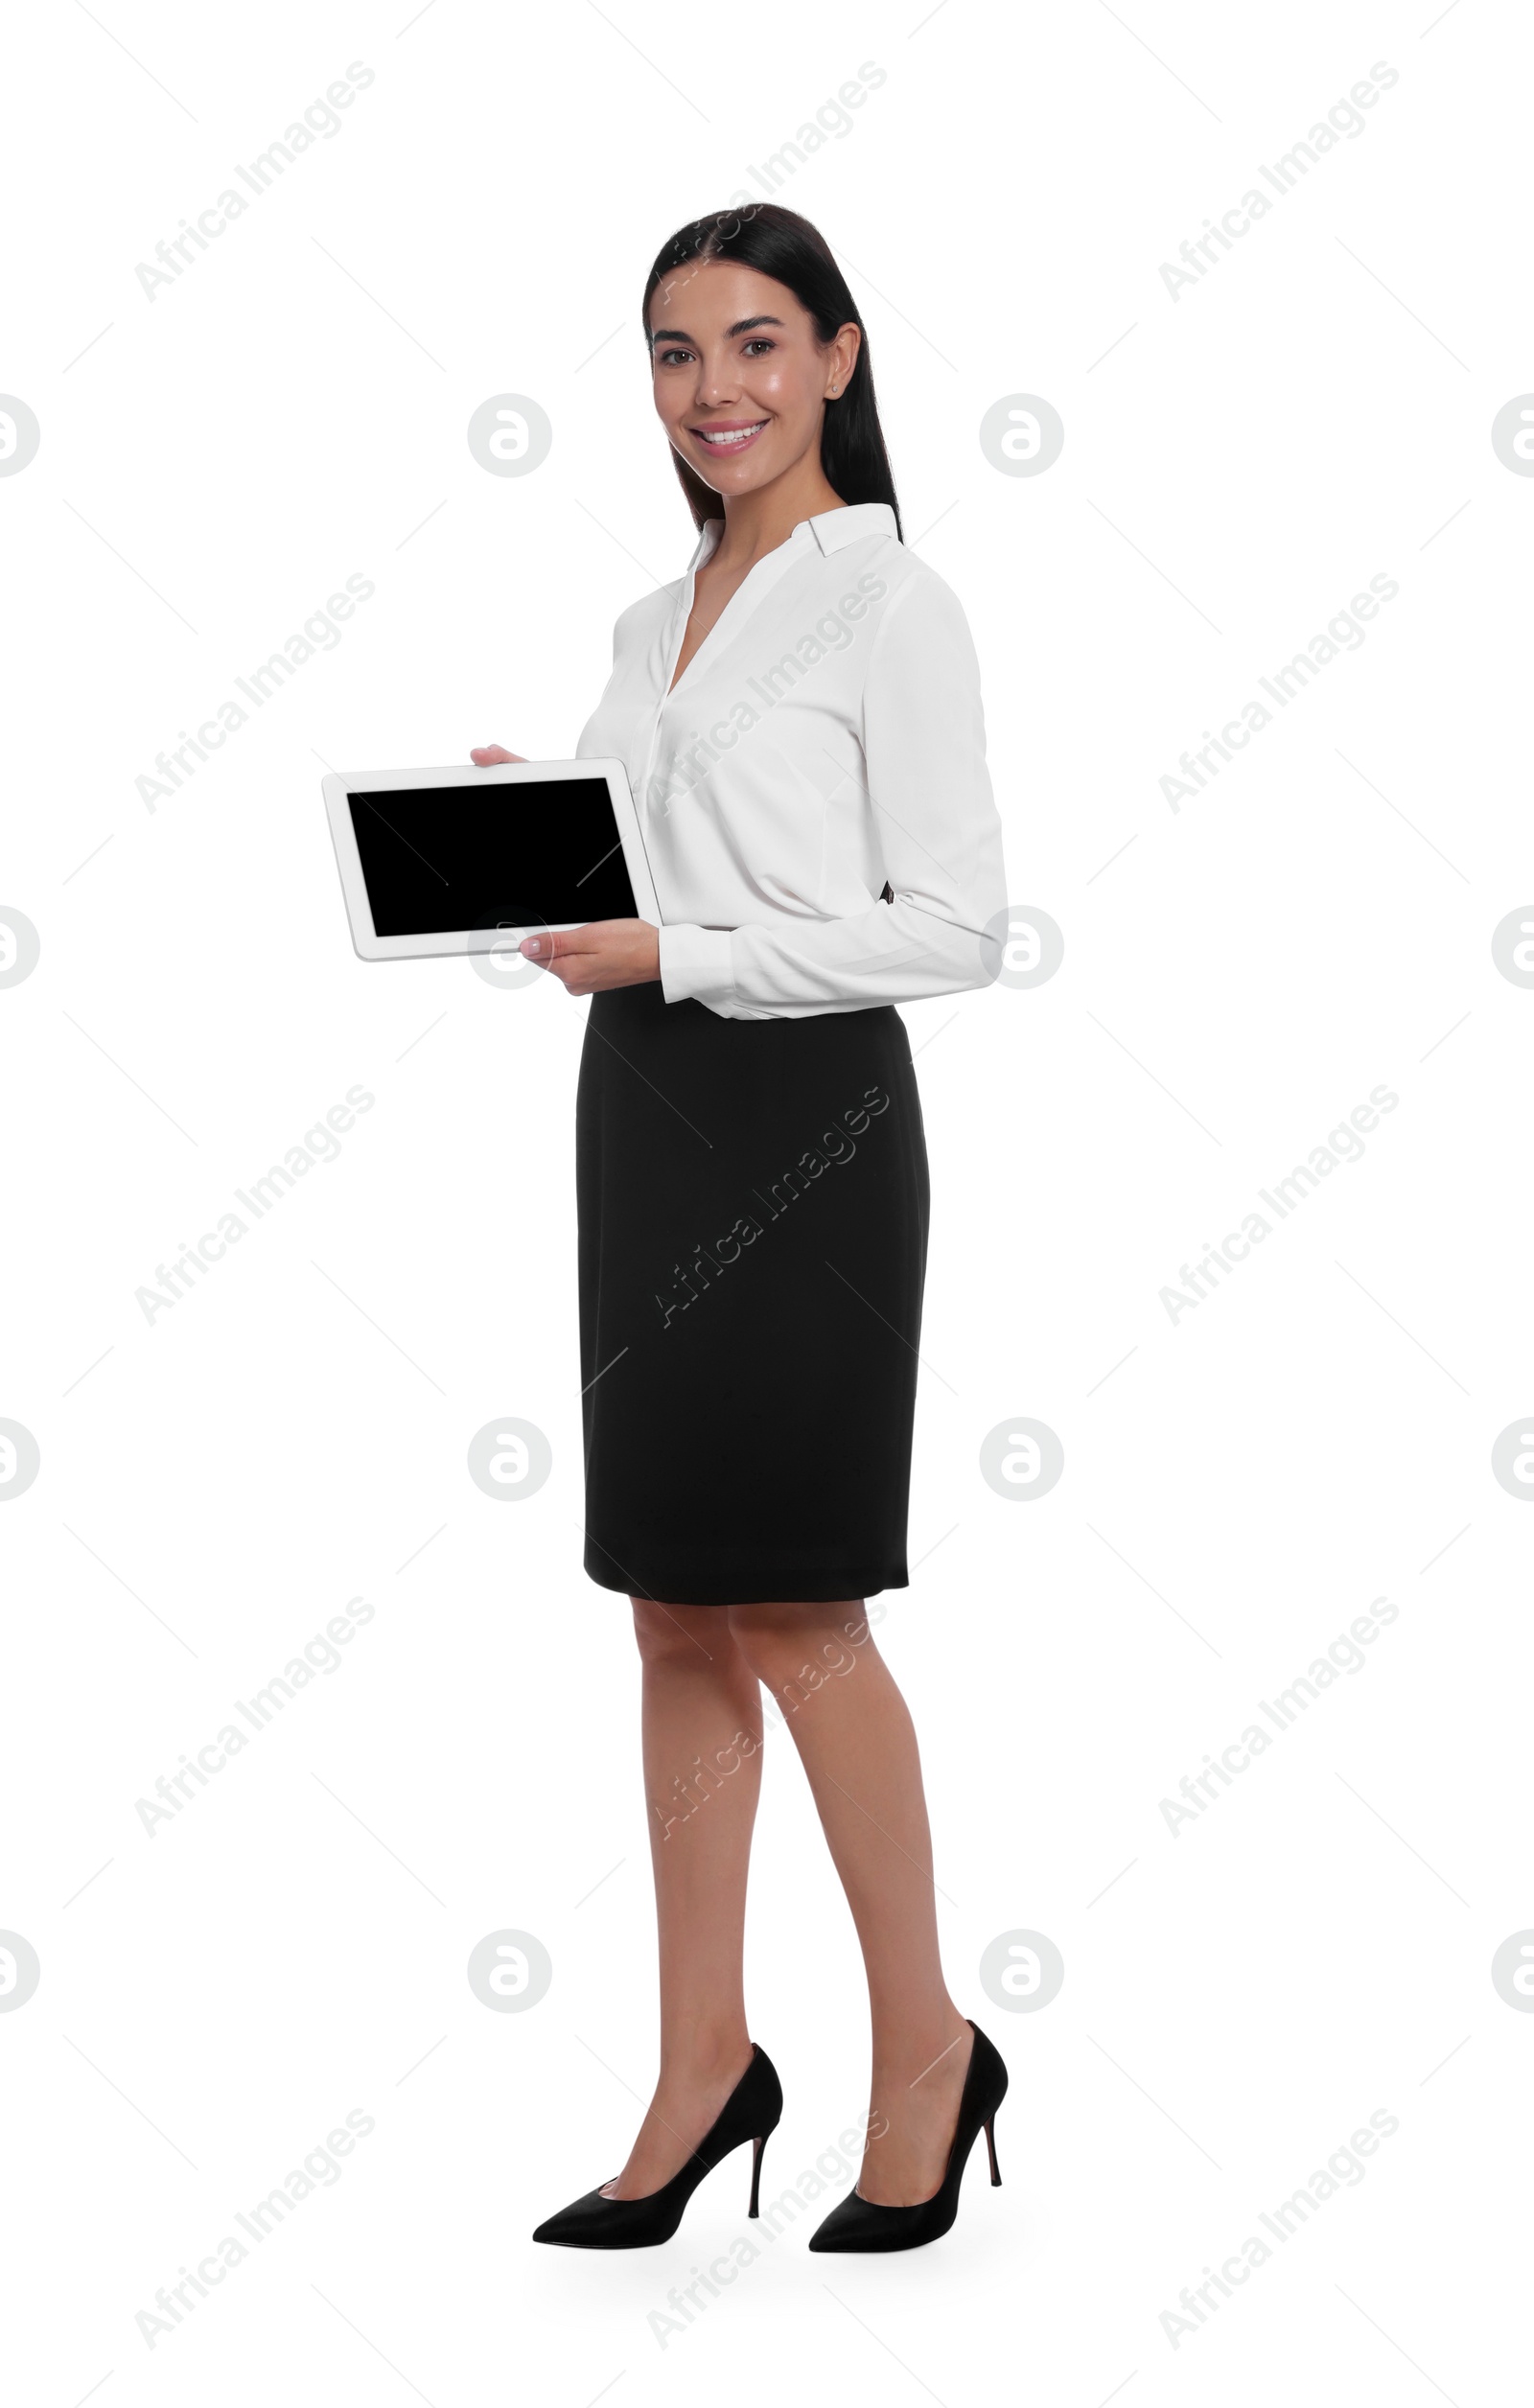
{"left": 576, "top": 499, "right": 1008, "bottom": 1021}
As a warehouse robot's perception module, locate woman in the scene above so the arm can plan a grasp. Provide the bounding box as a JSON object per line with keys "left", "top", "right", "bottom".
{"left": 473, "top": 204, "right": 1009, "bottom": 2253}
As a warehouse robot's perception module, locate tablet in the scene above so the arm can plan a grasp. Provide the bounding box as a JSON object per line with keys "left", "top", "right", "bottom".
{"left": 321, "top": 758, "right": 662, "bottom": 961}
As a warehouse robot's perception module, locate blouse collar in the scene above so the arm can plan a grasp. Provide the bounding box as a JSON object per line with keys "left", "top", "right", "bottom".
{"left": 686, "top": 500, "right": 897, "bottom": 574}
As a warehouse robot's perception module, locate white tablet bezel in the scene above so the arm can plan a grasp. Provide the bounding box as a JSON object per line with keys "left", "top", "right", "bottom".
{"left": 321, "top": 757, "right": 661, "bottom": 961}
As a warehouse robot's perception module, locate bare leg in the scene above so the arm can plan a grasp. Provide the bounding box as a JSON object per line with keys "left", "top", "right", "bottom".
{"left": 601, "top": 1598, "right": 765, "bottom": 2198}
{"left": 728, "top": 1599, "right": 972, "bottom": 2208}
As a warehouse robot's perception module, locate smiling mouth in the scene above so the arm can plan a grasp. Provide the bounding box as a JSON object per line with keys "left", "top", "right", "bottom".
{"left": 691, "top": 420, "right": 769, "bottom": 449}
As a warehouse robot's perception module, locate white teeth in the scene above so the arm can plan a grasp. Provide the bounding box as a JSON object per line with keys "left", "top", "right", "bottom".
{"left": 697, "top": 423, "right": 766, "bottom": 446}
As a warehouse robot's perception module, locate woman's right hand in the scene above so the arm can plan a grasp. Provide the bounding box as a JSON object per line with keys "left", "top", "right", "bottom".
{"left": 469, "top": 744, "right": 526, "bottom": 766}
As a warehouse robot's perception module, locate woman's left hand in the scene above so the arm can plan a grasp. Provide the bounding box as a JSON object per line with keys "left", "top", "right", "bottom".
{"left": 519, "top": 919, "right": 661, "bottom": 995}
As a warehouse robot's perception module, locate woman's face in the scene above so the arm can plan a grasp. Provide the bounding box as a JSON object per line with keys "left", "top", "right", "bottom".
{"left": 648, "top": 257, "right": 859, "bottom": 499}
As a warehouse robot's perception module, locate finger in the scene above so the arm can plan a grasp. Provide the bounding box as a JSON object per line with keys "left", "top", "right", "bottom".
{"left": 520, "top": 925, "right": 586, "bottom": 962}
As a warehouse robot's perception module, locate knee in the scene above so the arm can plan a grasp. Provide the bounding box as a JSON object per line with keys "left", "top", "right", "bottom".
{"left": 727, "top": 1601, "right": 869, "bottom": 1694}
{"left": 630, "top": 1597, "right": 730, "bottom": 1671}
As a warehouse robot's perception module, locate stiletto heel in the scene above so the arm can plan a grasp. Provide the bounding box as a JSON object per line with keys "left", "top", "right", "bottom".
{"left": 808, "top": 2020, "right": 1009, "bottom": 2254}
{"left": 532, "top": 2044, "right": 783, "bottom": 2250}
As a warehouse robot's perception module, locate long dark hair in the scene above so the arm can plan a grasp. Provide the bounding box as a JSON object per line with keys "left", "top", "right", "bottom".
{"left": 641, "top": 204, "right": 902, "bottom": 542}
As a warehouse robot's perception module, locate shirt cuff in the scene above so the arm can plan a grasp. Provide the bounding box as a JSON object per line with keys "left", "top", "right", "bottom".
{"left": 657, "top": 922, "right": 736, "bottom": 1011}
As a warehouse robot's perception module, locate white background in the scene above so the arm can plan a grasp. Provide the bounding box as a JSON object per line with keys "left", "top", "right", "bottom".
{"left": 3, "top": 0, "right": 1530, "bottom": 2399}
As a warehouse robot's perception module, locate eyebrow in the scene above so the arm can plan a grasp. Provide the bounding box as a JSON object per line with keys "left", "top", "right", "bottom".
{"left": 648, "top": 314, "right": 785, "bottom": 350}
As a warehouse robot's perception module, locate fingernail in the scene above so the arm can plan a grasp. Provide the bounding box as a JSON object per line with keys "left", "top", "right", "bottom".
{"left": 520, "top": 937, "right": 543, "bottom": 957}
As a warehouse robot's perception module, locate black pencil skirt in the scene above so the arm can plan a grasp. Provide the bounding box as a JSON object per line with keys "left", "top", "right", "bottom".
{"left": 575, "top": 981, "right": 930, "bottom": 1606}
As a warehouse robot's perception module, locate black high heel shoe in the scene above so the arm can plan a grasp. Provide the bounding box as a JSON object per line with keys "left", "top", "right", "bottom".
{"left": 531, "top": 2043, "right": 783, "bottom": 2249}
{"left": 807, "top": 2020, "right": 1008, "bottom": 2253}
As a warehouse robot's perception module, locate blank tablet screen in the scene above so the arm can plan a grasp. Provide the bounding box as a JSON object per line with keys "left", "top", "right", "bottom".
{"left": 347, "top": 778, "right": 638, "bottom": 937}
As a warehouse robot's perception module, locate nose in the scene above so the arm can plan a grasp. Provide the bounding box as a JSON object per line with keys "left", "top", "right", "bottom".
{"left": 691, "top": 350, "right": 742, "bottom": 410}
